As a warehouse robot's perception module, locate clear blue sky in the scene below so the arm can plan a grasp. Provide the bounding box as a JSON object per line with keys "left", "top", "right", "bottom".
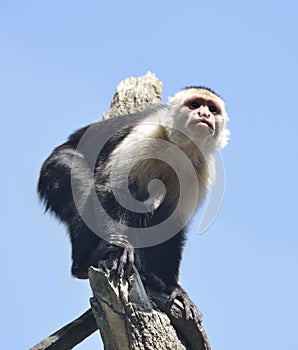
{"left": 1, "top": 1, "right": 297, "bottom": 349}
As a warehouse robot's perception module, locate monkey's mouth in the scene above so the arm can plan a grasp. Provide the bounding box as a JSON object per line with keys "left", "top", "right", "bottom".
{"left": 200, "top": 120, "right": 214, "bottom": 130}
{"left": 191, "top": 119, "right": 215, "bottom": 132}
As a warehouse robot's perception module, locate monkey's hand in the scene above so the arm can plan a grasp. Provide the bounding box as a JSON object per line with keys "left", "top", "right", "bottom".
{"left": 93, "top": 242, "right": 135, "bottom": 278}
{"left": 167, "top": 285, "right": 202, "bottom": 324}
{"left": 115, "top": 245, "right": 135, "bottom": 277}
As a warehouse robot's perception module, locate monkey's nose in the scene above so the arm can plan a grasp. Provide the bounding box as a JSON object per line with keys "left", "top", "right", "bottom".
{"left": 198, "top": 106, "right": 210, "bottom": 117}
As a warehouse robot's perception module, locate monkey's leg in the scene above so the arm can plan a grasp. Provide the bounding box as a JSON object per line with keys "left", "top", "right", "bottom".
{"left": 142, "top": 230, "right": 202, "bottom": 323}
{"left": 140, "top": 272, "right": 166, "bottom": 291}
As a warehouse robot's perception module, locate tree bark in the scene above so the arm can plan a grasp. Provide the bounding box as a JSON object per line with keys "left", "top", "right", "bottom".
{"left": 102, "top": 71, "right": 163, "bottom": 120}
{"left": 89, "top": 265, "right": 186, "bottom": 350}
{"left": 89, "top": 263, "right": 211, "bottom": 350}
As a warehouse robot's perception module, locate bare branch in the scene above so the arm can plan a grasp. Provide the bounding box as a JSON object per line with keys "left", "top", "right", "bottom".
{"left": 29, "top": 309, "right": 97, "bottom": 350}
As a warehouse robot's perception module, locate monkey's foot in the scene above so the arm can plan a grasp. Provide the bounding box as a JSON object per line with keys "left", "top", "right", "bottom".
{"left": 167, "top": 285, "right": 202, "bottom": 324}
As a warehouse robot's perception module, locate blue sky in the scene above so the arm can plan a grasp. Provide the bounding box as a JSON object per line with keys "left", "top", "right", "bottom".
{"left": 1, "top": 1, "right": 298, "bottom": 349}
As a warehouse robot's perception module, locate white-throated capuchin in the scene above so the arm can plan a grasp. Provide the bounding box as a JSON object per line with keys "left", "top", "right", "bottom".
{"left": 38, "top": 86, "right": 230, "bottom": 319}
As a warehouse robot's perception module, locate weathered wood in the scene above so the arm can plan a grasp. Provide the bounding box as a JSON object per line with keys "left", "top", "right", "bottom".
{"left": 89, "top": 265, "right": 186, "bottom": 350}
{"left": 102, "top": 71, "right": 162, "bottom": 120}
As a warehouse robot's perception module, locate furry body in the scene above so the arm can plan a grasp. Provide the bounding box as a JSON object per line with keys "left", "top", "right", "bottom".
{"left": 38, "top": 87, "right": 229, "bottom": 291}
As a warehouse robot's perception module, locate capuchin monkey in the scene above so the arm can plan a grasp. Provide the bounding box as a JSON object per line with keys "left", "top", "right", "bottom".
{"left": 38, "top": 86, "right": 229, "bottom": 319}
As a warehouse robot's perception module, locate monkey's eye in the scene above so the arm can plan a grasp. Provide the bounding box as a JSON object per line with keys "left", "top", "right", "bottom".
{"left": 187, "top": 101, "right": 201, "bottom": 110}
{"left": 209, "top": 105, "right": 219, "bottom": 114}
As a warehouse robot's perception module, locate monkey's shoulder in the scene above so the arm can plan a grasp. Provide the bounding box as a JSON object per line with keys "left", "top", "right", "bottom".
{"left": 66, "top": 105, "right": 167, "bottom": 147}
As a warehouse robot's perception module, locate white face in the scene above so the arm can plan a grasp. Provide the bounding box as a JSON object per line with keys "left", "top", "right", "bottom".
{"left": 183, "top": 94, "right": 222, "bottom": 141}
{"left": 168, "top": 88, "right": 229, "bottom": 150}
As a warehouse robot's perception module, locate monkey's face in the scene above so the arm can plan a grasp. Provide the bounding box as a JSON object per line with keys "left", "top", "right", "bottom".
{"left": 167, "top": 88, "right": 230, "bottom": 150}
{"left": 184, "top": 95, "right": 220, "bottom": 139}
